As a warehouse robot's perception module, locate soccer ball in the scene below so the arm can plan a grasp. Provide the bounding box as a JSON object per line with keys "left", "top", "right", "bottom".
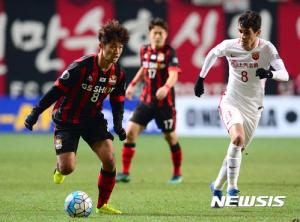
{"left": 64, "top": 191, "right": 93, "bottom": 217}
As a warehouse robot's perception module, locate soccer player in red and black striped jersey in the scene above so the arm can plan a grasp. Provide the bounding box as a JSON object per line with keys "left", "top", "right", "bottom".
{"left": 24, "top": 20, "right": 129, "bottom": 214}
{"left": 116, "top": 17, "right": 183, "bottom": 184}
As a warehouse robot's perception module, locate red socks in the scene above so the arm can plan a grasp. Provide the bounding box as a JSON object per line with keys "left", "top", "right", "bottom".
{"left": 121, "top": 143, "right": 136, "bottom": 174}
{"left": 97, "top": 169, "right": 116, "bottom": 208}
{"left": 170, "top": 143, "right": 182, "bottom": 176}
{"left": 120, "top": 142, "right": 182, "bottom": 177}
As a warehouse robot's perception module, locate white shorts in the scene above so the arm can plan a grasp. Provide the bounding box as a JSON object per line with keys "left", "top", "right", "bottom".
{"left": 218, "top": 99, "right": 262, "bottom": 147}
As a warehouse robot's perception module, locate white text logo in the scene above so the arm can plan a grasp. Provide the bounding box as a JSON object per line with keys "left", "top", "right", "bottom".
{"left": 211, "top": 196, "right": 286, "bottom": 207}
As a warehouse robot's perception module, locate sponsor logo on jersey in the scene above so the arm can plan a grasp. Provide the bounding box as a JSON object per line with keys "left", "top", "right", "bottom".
{"left": 109, "top": 75, "right": 117, "bottom": 85}
{"left": 142, "top": 61, "right": 166, "bottom": 69}
{"left": 150, "top": 54, "right": 157, "bottom": 60}
{"left": 81, "top": 84, "right": 115, "bottom": 94}
{"left": 231, "top": 60, "right": 258, "bottom": 69}
{"left": 252, "top": 52, "right": 259, "bottom": 60}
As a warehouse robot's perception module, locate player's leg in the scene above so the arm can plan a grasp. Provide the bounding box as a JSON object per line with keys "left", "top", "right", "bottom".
{"left": 54, "top": 152, "right": 76, "bottom": 184}
{"left": 117, "top": 103, "right": 152, "bottom": 182}
{"left": 210, "top": 155, "right": 227, "bottom": 205}
{"left": 243, "top": 112, "right": 262, "bottom": 148}
{"left": 163, "top": 131, "right": 183, "bottom": 184}
{"left": 224, "top": 106, "right": 262, "bottom": 196}
{"left": 212, "top": 157, "right": 227, "bottom": 191}
{"left": 156, "top": 106, "right": 182, "bottom": 184}
{"left": 91, "top": 139, "right": 121, "bottom": 214}
{"left": 211, "top": 102, "right": 244, "bottom": 206}
{"left": 82, "top": 122, "right": 121, "bottom": 214}
{"left": 116, "top": 121, "right": 145, "bottom": 182}
{"left": 53, "top": 125, "right": 80, "bottom": 184}
{"left": 227, "top": 123, "right": 244, "bottom": 196}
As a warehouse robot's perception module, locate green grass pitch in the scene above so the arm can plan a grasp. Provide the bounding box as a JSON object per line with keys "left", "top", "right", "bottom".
{"left": 0, "top": 134, "right": 299, "bottom": 222}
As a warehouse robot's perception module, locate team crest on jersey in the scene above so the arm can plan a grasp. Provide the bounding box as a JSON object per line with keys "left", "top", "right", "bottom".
{"left": 54, "top": 136, "right": 62, "bottom": 150}
{"left": 99, "top": 77, "right": 106, "bottom": 82}
{"left": 157, "top": 53, "right": 165, "bottom": 62}
{"left": 252, "top": 52, "right": 259, "bottom": 60}
{"left": 109, "top": 75, "right": 117, "bottom": 85}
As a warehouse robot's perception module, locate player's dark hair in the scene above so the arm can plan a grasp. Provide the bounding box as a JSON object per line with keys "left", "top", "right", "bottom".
{"left": 98, "top": 19, "right": 129, "bottom": 45}
{"left": 238, "top": 10, "right": 261, "bottom": 32}
{"left": 149, "top": 17, "right": 168, "bottom": 32}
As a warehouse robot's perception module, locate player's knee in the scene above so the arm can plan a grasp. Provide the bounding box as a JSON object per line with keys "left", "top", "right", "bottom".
{"left": 59, "top": 164, "right": 75, "bottom": 175}
{"left": 126, "top": 129, "right": 137, "bottom": 143}
{"left": 102, "top": 155, "right": 116, "bottom": 171}
{"left": 164, "top": 132, "right": 177, "bottom": 145}
{"left": 231, "top": 134, "right": 244, "bottom": 147}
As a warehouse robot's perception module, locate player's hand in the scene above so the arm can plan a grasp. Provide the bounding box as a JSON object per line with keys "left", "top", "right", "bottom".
{"left": 114, "top": 126, "right": 126, "bottom": 141}
{"left": 156, "top": 85, "right": 169, "bottom": 100}
{"left": 194, "top": 77, "right": 205, "bottom": 97}
{"left": 24, "top": 107, "right": 41, "bottom": 131}
{"left": 256, "top": 68, "right": 273, "bottom": 79}
{"left": 125, "top": 85, "right": 135, "bottom": 100}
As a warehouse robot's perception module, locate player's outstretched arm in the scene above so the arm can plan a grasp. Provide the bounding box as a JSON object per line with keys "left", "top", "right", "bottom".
{"left": 194, "top": 48, "right": 219, "bottom": 98}
{"left": 24, "top": 106, "right": 42, "bottom": 131}
{"left": 24, "top": 86, "right": 64, "bottom": 131}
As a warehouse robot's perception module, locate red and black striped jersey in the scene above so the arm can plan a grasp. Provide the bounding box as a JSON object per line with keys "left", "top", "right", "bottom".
{"left": 140, "top": 44, "right": 181, "bottom": 107}
{"left": 52, "top": 54, "right": 125, "bottom": 125}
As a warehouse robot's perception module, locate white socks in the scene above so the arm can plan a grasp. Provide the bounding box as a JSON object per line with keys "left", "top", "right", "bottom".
{"left": 226, "top": 143, "right": 242, "bottom": 191}
{"left": 213, "top": 156, "right": 227, "bottom": 190}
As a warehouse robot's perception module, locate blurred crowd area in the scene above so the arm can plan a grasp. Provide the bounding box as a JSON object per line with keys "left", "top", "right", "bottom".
{"left": 0, "top": 0, "right": 299, "bottom": 98}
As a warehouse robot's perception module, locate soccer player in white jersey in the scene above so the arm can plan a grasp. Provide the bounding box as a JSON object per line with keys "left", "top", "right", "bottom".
{"left": 194, "top": 10, "right": 289, "bottom": 207}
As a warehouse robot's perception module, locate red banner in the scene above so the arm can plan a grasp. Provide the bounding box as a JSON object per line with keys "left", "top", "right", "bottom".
{"left": 1, "top": 0, "right": 298, "bottom": 96}
{"left": 0, "top": 0, "right": 5, "bottom": 95}
{"left": 168, "top": 1, "right": 225, "bottom": 84}
{"left": 278, "top": 3, "right": 300, "bottom": 83}
{"left": 56, "top": 0, "right": 114, "bottom": 75}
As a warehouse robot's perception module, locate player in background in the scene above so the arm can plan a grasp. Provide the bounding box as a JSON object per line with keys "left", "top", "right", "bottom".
{"left": 24, "top": 20, "right": 129, "bottom": 214}
{"left": 194, "top": 10, "right": 289, "bottom": 207}
{"left": 116, "top": 17, "right": 183, "bottom": 184}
